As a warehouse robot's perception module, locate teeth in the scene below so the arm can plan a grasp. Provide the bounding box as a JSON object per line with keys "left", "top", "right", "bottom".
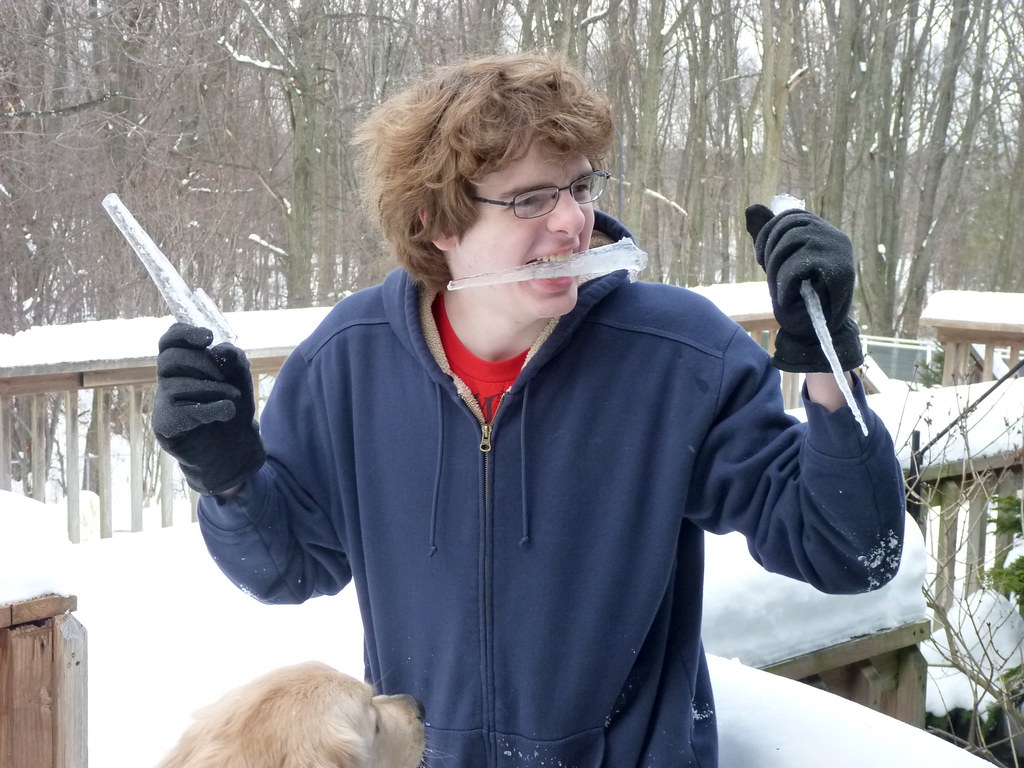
{"left": 539, "top": 253, "right": 571, "bottom": 262}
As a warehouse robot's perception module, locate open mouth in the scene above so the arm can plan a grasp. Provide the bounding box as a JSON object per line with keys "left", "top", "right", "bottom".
{"left": 447, "top": 239, "right": 646, "bottom": 291}
{"left": 526, "top": 253, "right": 574, "bottom": 265}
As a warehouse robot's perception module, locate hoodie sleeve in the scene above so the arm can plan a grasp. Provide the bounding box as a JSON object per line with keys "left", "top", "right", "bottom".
{"left": 688, "top": 328, "right": 906, "bottom": 595}
{"left": 196, "top": 343, "right": 352, "bottom": 605}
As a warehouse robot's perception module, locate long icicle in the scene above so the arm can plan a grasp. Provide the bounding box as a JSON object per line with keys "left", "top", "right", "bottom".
{"left": 770, "top": 194, "right": 868, "bottom": 436}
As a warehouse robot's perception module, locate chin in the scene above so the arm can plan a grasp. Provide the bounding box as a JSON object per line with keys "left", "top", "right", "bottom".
{"left": 525, "top": 279, "right": 579, "bottom": 316}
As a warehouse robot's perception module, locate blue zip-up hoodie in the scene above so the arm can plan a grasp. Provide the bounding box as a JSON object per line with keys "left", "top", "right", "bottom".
{"left": 198, "top": 212, "right": 906, "bottom": 767}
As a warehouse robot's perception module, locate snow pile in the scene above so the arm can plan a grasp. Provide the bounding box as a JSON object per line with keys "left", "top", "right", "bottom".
{"left": 921, "top": 290, "right": 1024, "bottom": 330}
{"left": 0, "top": 491, "right": 76, "bottom": 604}
{"left": 703, "top": 514, "right": 928, "bottom": 668}
{"left": 0, "top": 307, "right": 331, "bottom": 370}
{"left": 866, "top": 378, "right": 1024, "bottom": 471}
{"left": 712, "top": 655, "right": 989, "bottom": 766}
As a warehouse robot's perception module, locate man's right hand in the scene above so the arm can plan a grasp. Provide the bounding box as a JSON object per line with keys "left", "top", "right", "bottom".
{"left": 151, "top": 323, "right": 266, "bottom": 495}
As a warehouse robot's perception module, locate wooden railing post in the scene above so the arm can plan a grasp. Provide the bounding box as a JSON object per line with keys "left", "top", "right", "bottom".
{"left": 933, "top": 478, "right": 963, "bottom": 612}
{"left": 64, "top": 392, "right": 81, "bottom": 544}
{"left": 93, "top": 388, "right": 112, "bottom": 539}
{"left": 128, "top": 385, "right": 144, "bottom": 532}
{"left": 160, "top": 449, "right": 175, "bottom": 527}
{"left": 0, "top": 595, "right": 87, "bottom": 768}
{"left": 0, "top": 395, "right": 11, "bottom": 492}
{"left": 30, "top": 395, "right": 45, "bottom": 502}
{"left": 963, "top": 480, "right": 991, "bottom": 597}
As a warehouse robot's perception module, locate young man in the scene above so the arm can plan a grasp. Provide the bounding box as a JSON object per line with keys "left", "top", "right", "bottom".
{"left": 152, "top": 53, "right": 906, "bottom": 767}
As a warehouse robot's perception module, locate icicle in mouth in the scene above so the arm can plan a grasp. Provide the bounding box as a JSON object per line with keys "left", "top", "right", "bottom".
{"left": 446, "top": 238, "right": 648, "bottom": 291}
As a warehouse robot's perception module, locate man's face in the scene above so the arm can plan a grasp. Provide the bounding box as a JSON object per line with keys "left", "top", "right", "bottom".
{"left": 436, "top": 142, "right": 596, "bottom": 332}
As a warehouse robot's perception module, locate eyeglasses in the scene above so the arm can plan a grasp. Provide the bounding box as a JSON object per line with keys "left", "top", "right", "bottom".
{"left": 473, "top": 170, "right": 611, "bottom": 219}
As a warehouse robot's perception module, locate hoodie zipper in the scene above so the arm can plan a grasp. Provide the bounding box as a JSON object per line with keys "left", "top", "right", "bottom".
{"left": 478, "top": 391, "right": 504, "bottom": 766}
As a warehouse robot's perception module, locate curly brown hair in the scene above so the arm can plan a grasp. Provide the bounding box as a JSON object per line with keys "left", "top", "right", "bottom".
{"left": 352, "top": 53, "right": 615, "bottom": 294}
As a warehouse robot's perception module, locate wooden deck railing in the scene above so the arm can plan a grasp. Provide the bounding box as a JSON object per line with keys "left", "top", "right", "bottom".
{"left": 919, "top": 290, "right": 1024, "bottom": 385}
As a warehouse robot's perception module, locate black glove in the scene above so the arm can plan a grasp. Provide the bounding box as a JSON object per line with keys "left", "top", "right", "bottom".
{"left": 151, "top": 323, "right": 266, "bottom": 495}
{"left": 745, "top": 204, "right": 863, "bottom": 373}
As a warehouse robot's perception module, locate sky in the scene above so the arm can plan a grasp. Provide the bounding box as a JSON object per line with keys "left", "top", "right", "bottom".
{"left": 3, "top": 287, "right": 1023, "bottom": 766}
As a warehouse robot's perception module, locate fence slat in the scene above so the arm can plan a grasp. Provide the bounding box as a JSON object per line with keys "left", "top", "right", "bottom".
{"left": 1, "top": 622, "right": 54, "bottom": 767}
{"left": 0, "top": 395, "right": 10, "bottom": 492}
{"left": 65, "top": 392, "right": 81, "bottom": 544}
{"left": 129, "top": 386, "right": 144, "bottom": 532}
{"left": 31, "top": 395, "right": 45, "bottom": 502}
{"left": 94, "top": 389, "right": 113, "bottom": 539}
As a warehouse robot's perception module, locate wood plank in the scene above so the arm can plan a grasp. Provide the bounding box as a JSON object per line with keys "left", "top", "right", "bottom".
{"left": 0, "top": 373, "right": 81, "bottom": 397}
{"left": 763, "top": 619, "right": 931, "bottom": 681}
{"left": 1, "top": 622, "right": 55, "bottom": 768}
{"left": 81, "top": 366, "right": 155, "bottom": 388}
{"left": 1, "top": 595, "right": 78, "bottom": 629}
{"left": 931, "top": 325, "right": 1024, "bottom": 343}
{"left": 31, "top": 395, "right": 45, "bottom": 503}
{"left": 0, "top": 395, "right": 10, "bottom": 491}
{"left": 160, "top": 449, "right": 175, "bottom": 527}
{"left": 128, "top": 385, "right": 144, "bottom": 532}
{"left": 0, "top": 624, "right": 9, "bottom": 766}
{"left": 65, "top": 391, "right": 81, "bottom": 544}
{"left": 890, "top": 645, "right": 927, "bottom": 727}
{"left": 95, "top": 389, "right": 112, "bottom": 539}
{"left": 52, "top": 614, "right": 87, "bottom": 768}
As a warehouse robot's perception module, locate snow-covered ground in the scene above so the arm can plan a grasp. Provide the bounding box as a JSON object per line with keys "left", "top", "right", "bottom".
{"left": 0, "top": 490, "right": 990, "bottom": 767}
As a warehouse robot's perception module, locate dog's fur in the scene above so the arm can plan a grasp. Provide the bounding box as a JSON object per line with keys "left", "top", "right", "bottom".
{"left": 157, "top": 661, "right": 425, "bottom": 768}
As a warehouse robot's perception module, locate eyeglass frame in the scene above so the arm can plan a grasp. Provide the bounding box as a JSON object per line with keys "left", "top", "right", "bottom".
{"left": 472, "top": 170, "right": 611, "bottom": 219}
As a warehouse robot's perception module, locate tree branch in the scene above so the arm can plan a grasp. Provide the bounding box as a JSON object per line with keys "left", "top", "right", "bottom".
{"left": 1, "top": 92, "right": 118, "bottom": 120}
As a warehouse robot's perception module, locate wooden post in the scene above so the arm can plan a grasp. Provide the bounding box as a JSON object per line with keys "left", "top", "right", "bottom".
{"left": 160, "top": 449, "right": 175, "bottom": 527}
{"left": 0, "top": 595, "right": 86, "bottom": 768}
{"left": 52, "top": 613, "right": 87, "bottom": 768}
{"left": 31, "top": 395, "right": 46, "bottom": 502}
{"left": 128, "top": 385, "right": 144, "bottom": 532}
{"left": 64, "top": 392, "right": 81, "bottom": 544}
{"left": 982, "top": 344, "right": 996, "bottom": 381}
{"left": 0, "top": 395, "right": 11, "bottom": 491}
{"left": 94, "top": 389, "right": 112, "bottom": 538}
{"left": 252, "top": 371, "right": 262, "bottom": 418}
{"left": 993, "top": 470, "right": 1024, "bottom": 568}
{"left": 963, "top": 480, "right": 990, "bottom": 597}
{"left": 934, "top": 478, "right": 963, "bottom": 612}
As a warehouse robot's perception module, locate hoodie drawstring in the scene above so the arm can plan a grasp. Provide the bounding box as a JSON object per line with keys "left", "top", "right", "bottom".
{"left": 518, "top": 383, "right": 531, "bottom": 547}
{"left": 428, "top": 381, "right": 444, "bottom": 557}
{"left": 427, "top": 381, "right": 534, "bottom": 554}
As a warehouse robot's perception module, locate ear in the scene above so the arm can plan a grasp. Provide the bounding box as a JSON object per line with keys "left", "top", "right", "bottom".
{"left": 285, "top": 728, "right": 367, "bottom": 768}
{"left": 420, "top": 207, "right": 458, "bottom": 252}
{"left": 432, "top": 233, "right": 458, "bottom": 252}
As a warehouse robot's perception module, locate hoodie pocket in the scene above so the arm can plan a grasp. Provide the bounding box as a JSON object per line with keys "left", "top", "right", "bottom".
{"left": 493, "top": 727, "right": 605, "bottom": 767}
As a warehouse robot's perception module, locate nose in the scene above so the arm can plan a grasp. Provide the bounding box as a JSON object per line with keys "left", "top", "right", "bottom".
{"left": 398, "top": 694, "right": 426, "bottom": 723}
{"left": 546, "top": 186, "right": 587, "bottom": 235}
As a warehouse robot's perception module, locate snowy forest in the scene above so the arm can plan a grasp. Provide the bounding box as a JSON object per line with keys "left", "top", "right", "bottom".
{"left": 2, "top": 0, "right": 1023, "bottom": 341}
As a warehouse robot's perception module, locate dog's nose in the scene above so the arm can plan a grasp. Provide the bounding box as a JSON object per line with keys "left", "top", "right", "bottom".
{"left": 405, "top": 695, "right": 426, "bottom": 723}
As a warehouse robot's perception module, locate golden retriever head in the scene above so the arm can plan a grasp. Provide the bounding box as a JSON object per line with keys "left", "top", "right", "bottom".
{"left": 157, "top": 661, "right": 425, "bottom": 768}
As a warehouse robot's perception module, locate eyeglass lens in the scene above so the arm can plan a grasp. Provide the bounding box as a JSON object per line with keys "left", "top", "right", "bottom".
{"left": 514, "top": 172, "right": 607, "bottom": 218}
